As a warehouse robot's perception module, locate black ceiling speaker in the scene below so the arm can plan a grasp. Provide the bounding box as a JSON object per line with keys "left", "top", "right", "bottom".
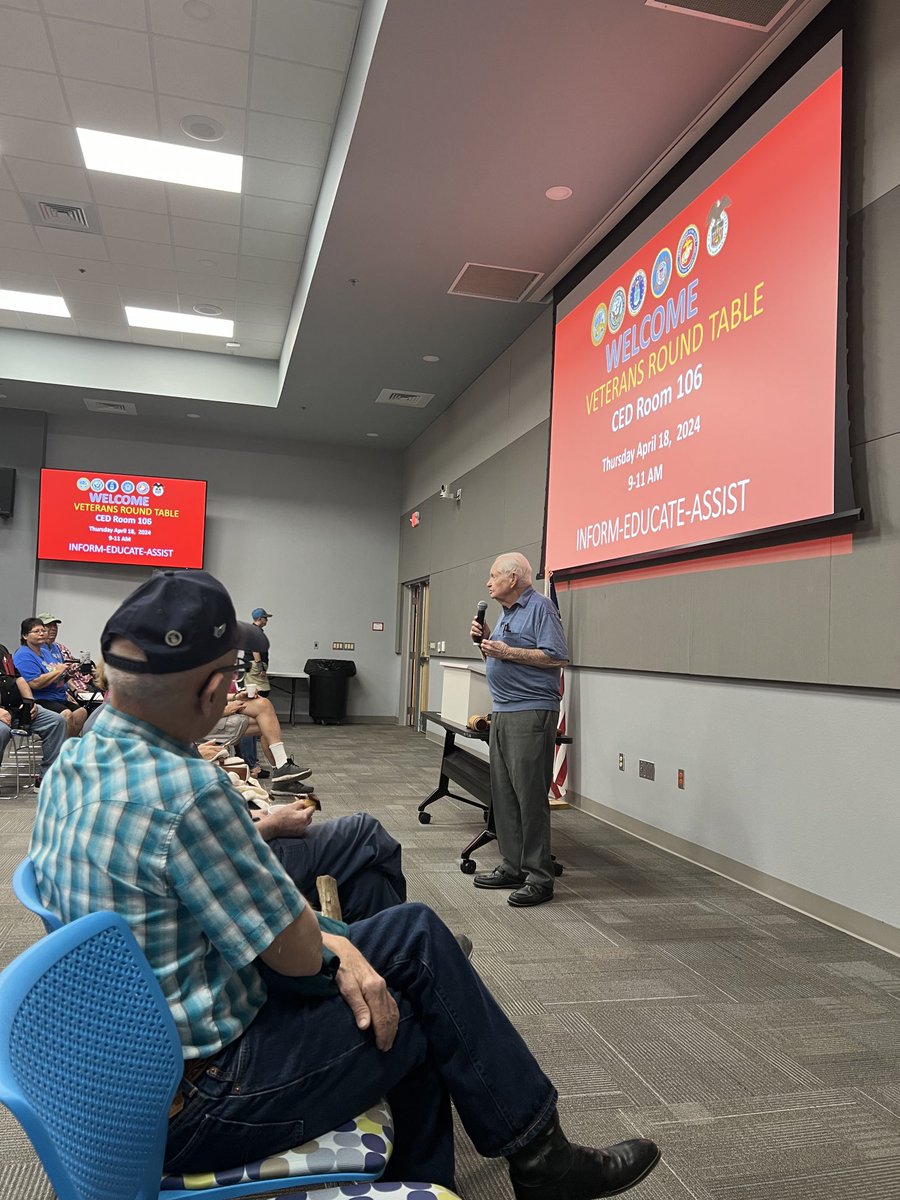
{"left": 0, "top": 468, "right": 16, "bottom": 518}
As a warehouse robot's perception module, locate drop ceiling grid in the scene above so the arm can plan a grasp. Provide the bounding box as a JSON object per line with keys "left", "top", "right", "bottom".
{"left": 0, "top": 0, "right": 361, "bottom": 357}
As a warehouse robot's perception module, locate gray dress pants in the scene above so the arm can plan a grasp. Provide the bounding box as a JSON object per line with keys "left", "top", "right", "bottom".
{"left": 489, "top": 709, "right": 558, "bottom": 891}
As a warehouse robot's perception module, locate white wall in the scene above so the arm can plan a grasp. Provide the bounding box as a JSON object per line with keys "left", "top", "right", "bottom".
{"left": 39, "top": 421, "right": 402, "bottom": 719}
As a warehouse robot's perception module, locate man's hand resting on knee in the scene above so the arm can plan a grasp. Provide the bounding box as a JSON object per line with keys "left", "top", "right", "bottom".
{"left": 254, "top": 800, "right": 314, "bottom": 841}
{"left": 323, "top": 935, "right": 399, "bottom": 1051}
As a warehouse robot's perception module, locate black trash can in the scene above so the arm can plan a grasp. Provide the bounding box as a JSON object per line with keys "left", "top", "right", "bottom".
{"left": 304, "top": 658, "right": 357, "bottom": 724}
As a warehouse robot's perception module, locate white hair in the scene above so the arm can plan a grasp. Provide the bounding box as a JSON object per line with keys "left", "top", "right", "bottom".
{"left": 494, "top": 552, "right": 533, "bottom": 586}
{"left": 104, "top": 662, "right": 184, "bottom": 706}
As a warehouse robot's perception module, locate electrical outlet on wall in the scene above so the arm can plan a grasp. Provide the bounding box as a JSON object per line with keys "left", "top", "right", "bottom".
{"left": 618, "top": 753, "right": 625, "bottom": 771}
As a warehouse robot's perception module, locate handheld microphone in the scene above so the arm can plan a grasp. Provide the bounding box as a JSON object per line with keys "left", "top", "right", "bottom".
{"left": 472, "top": 600, "right": 488, "bottom": 643}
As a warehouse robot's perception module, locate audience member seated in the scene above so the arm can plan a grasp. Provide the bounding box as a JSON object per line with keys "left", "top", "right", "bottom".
{"left": 30, "top": 569, "right": 661, "bottom": 1199}
{"left": 202, "top": 682, "right": 311, "bottom": 789}
{"left": 13, "top": 619, "right": 87, "bottom": 736}
{"left": 38, "top": 612, "right": 103, "bottom": 711}
{"left": 0, "top": 642, "right": 66, "bottom": 784}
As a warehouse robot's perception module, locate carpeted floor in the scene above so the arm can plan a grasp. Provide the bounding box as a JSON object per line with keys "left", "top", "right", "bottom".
{"left": 1, "top": 722, "right": 899, "bottom": 1199}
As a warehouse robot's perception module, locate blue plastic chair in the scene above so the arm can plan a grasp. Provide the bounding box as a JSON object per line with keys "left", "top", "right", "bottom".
{"left": 11, "top": 857, "right": 61, "bottom": 934}
{"left": 0, "top": 910, "right": 461, "bottom": 1200}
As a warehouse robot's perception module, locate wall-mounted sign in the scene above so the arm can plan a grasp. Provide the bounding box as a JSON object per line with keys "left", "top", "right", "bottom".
{"left": 409, "top": 511, "right": 420, "bottom": 527}
{"left": 372, "top": 621, "right": 384, "bottom": 632}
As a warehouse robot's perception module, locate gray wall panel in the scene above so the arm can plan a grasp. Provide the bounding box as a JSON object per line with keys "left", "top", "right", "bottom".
{"left": 501, "top": 421, "right": 549, "bottom": 550}
{"left": 829, "top": 433, "right": 900, "bottom": 686}
{"left": 568, "top": 574, "right": 693, "bottom": 673}
{"left": 399, "top": 497, "right": 433, "bottom": 583}
{"left": 0, "top": 409, "right": 46, "bottom": 636}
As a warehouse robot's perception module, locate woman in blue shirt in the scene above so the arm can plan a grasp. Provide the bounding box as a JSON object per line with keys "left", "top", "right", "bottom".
{"left": 13, "top": 619, "right": 87, "bottom": 736}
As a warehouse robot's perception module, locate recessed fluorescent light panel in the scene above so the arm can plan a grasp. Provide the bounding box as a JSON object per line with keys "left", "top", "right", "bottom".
{"left": 0, "top": 289, "right": 70, "bottom": 317}
{"left": 77, "top": 128, "right": 242, "bottom": 193}
{"left": 125, "top": 307, "right": 234, "bottom": 337}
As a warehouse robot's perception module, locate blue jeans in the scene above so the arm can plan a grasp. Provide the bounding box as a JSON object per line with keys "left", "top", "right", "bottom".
{"left": 268, "top": 813, "right": 406, "bottom": 923}
{"left": 235, "top": 734, "right": 258, "bottom": 769}
{"left": 0, "top": 707, "right": 66, "bottom": 776}
{"left": 164, "top": 903, "right": 556, "bottom": 1189}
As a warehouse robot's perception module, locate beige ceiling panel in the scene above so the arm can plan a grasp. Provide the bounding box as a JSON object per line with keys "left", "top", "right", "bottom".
{"left": 0, "top": 191, "right": 28, "bottom": 223}
{"left": 98, "top": 206, "right": 173, "bottom": 244}
{"left": 5, "top": 158, "right": 93, "bottom": 202}
{"left": 243, "top": 158, "right": 320, "bottom": 204}
{"left": 48, "top": 18, "right": 153, "bottom": 91}
{"left": 239, "top": 227, "right": 305, "bottom": 262}
{"left": 234, "top": 277, "right": 295, "bottom": 305}
{"left": 249, "top": 57, "right": 343, "bottom": 123}
{"left": 254, "top": 0, "right": 359, "bottom": 72}
{"left": 130, "top": 328, "right": 183, "bottom": 348}
{"left": 106, "top": 237, "right": 177, "bottom": 270}
{"left": 46, "top": 254, "right": 117, "bottom": 283}
{"left": 88, "top": 174, "right": 169, "bottom": 216}
{"left": 57, "top": 278, "right": 121, "bottom": 306}
{"left": 152, "top": 37, "right": 249, "bottom": 109}
{"left": 174, "top": 271, "right": 237, "bottom": 300}
{"left": 0, "top": 114, "right": 83, "bottom": 166}
{"left": 157, "top": 95, "right": 246, "bottom": 156}
{"left": 235, "top": 300, "right": 290, "bottom": 325}
{"left": 236, "top": 320, "right": 286, "bottom": 343}
{"left": 0, "top": 246, "right": 55, "bottom": 276}
{"left": 21, "top": 314, "right": 76, "bottom": 334}
{"left": 236, "top": 254, "right": 299, "bottom": 285}
{"left": 0, "top": 66, "right": 69, "bottom": 123}
{"left": 245, "top": 111, "right": 332, "bottom": 169}
{"left": 111, "top": 263, "right": 177, "bottom": 291}
{"left": 63, "top": 78, "right": 160, "bottom": 141}
{"left": 35, "top": 227, "right": 109, "bottom": 260}
{"left": 173, "top": 245, "right": 238, "bottom": 276}
{"left": 171, "top": 215, "right": 239, "bottom": 254}
{"left": 242, "top": 195, "right": 313, "bottom": 237}
{"left": 42, "top": 0, "right": 147, "bottom": 31}
{"left": 64, "top": 298, "right": 127, "bottom": 325}
{"left": 75, "top": 323, "right": 131, "bottom": 341}
{"left": 148, "top": 0, "right": 253, "bottom": 52}
{"left": 0, "top": 220, "right": 41, "bottom": 252}
{"left": 177, "top": 293, "right": 235, "bottom": 319}
{"left": 0, "top": 10, "right": 55, "bottom": 72}
{"left": 166, "top": 187, "right": 241, "bottom": 226}
{"left": 0, "top": 270, "right": 59, "bottom": 293}
{"left": 115, "top": 287, "right": 178, "bottom": 309}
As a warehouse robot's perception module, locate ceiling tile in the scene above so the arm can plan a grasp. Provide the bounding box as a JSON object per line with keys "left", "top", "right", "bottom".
{"left": 236, "top": 255, "right": 299, "bottom": 285}
{"left": 0, "top": 270, "right": 59, "bottom": 292}
{"left": 234, "top": 300, "right": 289, "bottom": 325}
{"left": 174, "top": 270, "right": 237, "bottom": 300}
{"left": 157, "top": 94, "right": 245, "bottom": 156}
{"left": 243, "top": 158, "right": 320, "bottom": 204}
{"left": 234, "top": 277, "right": 295, "bottom": 305}
{"left": 110, "top": 262, "right": 177, "bottom": 291}
{"left": 240, "top": 227, "right": 305, "bottom": 262}
{"left": 5, "top": 158, "right": 93, "bottom": 201}
{"left": 242, "top": 195, "right": 313, "bottom": 237}
{"left": 181, "top": 332, "right": 238, "bottom": 353}
{"left": 0, "top": 219, "right": 41, "bottom": 251}
{"left": 0, "top": 246, "right": 56, "bottom": 276}
{"left": 148, "top": 0, "right": 253, "bottom": 52}
{"left": 0, "top": 311, "right": 24, "bottom": 328}
{"left": 172, "top": 245, "right": 238, "bottom": 276}
{"left": 106, "top": 236, "right": 177, "bottom": 269}
{"left": 63, "top": 296, "right": 127, "bottom": 325}
{"left": 0, "top": 0, "right": 40, "bottom": 11}
{"left": 41, "top": 0, "right": 147, "bottom": 30}
{"left": 0, "top": 65, "right": 69, "bottom": 123}
{"left": 233, "top": 339, "right": 282, "bottom": 358}
{"left": 97, "top": 205, "right": 172, "bottom": 244}
{"left": 115, "top": 286, "right": 177, "bottom": 309}
{"left": 152, "top": 37, "right": 249, "bottom": 108}
{"left": 254, "top": 0, "right": 359, "bottom": 72}
{"left": 0, "top": 191, "right": 28, "bottom": 222}
{"left": 0, "top": 161, "right": 14, "bottom": 188}
{"left": 0, "top": 9, "right": 55, "bottom": 72}
{"left": 88, "top": 174, "right": 169, "bottom": 215}
{"left": 177, "top": 292, "right": 235, "bottom": 318}
{"left": 35, "top": 226, "right": 109, "bottom": 259}
{"left": 171, "top": 215, "right": 239, "bottom": 253}
{"left": 0, "top": 114, "right": 83, "bottom": 166}
{"left": 249, "top": 55, "right": 343, "bottom": 122}
{"left": 235, "top": 320, "right": 286, "bottom": 342}
{"left": 75, "top": 322, "right": 131, "bottom": 341}
{"left": 63, "top": 78, "right": 160, "bottom": 140}
{"left": 129, "top": 327, "right": 184, "bottom": 348}
{"left": 48, "top": 18, "right": 153, "bottom": 90}
{"left": 56, "top": 278, "right": 121, "bottom": 305}
{"left": 46, "top": 253, "right": 117, "bottom": 282}
{"left": 166, "top": 186, "right": 241, "bottom": 226}
{"left": 21, "top": 313, "right": 76, "bottom": 333}
{"left": 245, "top": 110, "right": 331, "bottom": 168}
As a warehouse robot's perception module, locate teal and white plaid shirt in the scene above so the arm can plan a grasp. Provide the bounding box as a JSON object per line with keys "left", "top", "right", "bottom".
{"left": 30, "top": 704, "right": 305, "bottom": 1058}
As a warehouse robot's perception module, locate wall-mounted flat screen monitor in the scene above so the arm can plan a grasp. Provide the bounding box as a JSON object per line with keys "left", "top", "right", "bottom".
{"left": 546, "top": 33, "right": 852, "bottom": 576}
{"left": 37, "top": 469, "right": 207, "bottom": 568}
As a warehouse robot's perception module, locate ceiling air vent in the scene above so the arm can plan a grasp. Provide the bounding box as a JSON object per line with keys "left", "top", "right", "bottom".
{"left": 23, "top": 195, "right": 102, "bottom": 233}
{"left": 83, "top": 397, "right": 137, "bottom": 415}
{"left": 374, "top": 389, "right": 434, "bottom": 409}
{"left": 644, "top": 0, "right": 799, "bottom": 32}
{"left": 448, "top": 262, "right": 543, "bottom": 303}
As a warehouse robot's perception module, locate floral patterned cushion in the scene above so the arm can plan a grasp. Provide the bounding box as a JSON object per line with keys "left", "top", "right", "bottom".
{"left": 160, "top": 1100, "right": 394, "bottom": 1191}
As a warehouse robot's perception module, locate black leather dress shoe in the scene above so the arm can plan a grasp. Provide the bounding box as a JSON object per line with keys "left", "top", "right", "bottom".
{"left": 508, "top": 1112, "right": 661, "bottom": 1199}
{"left": 508, "top": 883, "right": 554, "bottom": 907}
{"left": 473, "top": 866, "right": 526, "bottom": 889}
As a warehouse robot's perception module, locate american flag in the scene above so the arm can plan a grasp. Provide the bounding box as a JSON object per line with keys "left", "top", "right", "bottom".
{"left": 548, "top": 575, "right": 568, "bottom": 801}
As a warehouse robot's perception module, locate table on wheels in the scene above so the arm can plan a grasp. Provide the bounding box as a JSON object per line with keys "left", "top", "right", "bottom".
{"left": 420, "top": 710, "right": 572, "bottom": 874}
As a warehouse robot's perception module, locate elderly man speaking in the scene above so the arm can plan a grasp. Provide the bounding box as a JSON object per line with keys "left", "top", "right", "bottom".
{"left": 470, "top": 552, "right": 569, "bottom": 908}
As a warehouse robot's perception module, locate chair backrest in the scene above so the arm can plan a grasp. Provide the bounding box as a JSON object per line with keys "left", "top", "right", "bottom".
{"left": 12, "top": 857, "right": 62, "bottom": 934}
{"left": 0, "top": 910, "right": 183, "bottom": 1200}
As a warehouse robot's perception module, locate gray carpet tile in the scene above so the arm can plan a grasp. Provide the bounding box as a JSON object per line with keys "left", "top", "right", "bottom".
{"left": 1, "top": 722, "right": 899, "bottom": 1199}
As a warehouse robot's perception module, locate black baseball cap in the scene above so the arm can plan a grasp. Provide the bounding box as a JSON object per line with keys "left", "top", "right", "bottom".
{"left": 101, "top": 569, "right": 267, "bottom": 675}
